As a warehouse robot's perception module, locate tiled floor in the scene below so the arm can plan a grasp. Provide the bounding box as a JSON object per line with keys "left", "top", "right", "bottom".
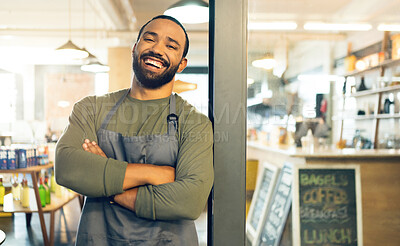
{"left": 0, "top": 198, "right": 208, "bottom": 245}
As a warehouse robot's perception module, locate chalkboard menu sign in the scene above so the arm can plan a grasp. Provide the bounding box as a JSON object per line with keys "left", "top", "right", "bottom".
{"left": 246, "top": 162, "right": 279, "bottom": 245}
{"left": 258, "top": 162, "right": 293, "bottom": 246}
{"left": 293, "top": 165, "right": 363, "bottom": 246}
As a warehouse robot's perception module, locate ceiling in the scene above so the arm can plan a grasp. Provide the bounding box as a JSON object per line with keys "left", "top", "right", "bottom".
{"left": 0, "top": 0, "right": 209, "bottom": 67}
{"left": 0, "top": 0, "right": 399, "bottom": 69}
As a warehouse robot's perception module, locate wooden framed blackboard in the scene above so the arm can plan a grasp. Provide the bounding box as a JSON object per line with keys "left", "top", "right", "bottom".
{"left": 257, "top": 162, "right": 293, "bottom": 246}
{"left": 292, "top": 165, "right": 363, "bottom": 246}
{"left": 246, "top": 162, "right": 279, "bottom": 246}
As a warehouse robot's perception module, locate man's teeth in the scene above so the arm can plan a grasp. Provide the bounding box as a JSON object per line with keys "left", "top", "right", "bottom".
{"left": 145, "top": 59, "right": 163, "bottom": 68}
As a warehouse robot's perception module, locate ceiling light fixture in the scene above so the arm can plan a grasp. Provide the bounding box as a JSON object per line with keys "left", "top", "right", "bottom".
{"left": 252, "top": 53, "right": 276, "bottom": 70}
{"left": 81, "top": 52, "right": 110, "bottom": 73}
{"left": 164, "top": 0, "right": 209, "bottom": 24}
{"left": 55, "top": 0, "right": 88, "bottom": 59}
{"left": 81, "top": 61, "right": 110, "bottom": 73}
{"left": 56, "top": 40, "right": 89, "bottom": 60}
{"left": 248, "top": 21, "right": 297, "bottom": 31}
{"left": 304, "top": 22, "right": 372, "bottom": 31}
{"left": 81, "top": 49, "right": 109, "bottom": 73}
{"left": 377, "top": 24, "right": 400, "bottom": 31}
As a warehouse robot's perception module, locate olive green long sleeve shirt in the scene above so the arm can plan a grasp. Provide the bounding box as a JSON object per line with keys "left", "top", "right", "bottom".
{"left": 55, "top": 89, "right": 214, "bottom": 220}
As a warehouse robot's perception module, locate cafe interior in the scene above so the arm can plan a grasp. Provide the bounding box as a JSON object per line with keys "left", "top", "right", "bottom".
{"left": 0, "top": 0, "right": 400, "bottom": 245}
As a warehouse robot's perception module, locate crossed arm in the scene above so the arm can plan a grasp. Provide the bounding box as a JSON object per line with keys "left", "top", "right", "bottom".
{"left": 81, "top": 139, "right": 175, "bottom": 211}
{"left": 56, "top": 96, "right": 214, "bottom": 220}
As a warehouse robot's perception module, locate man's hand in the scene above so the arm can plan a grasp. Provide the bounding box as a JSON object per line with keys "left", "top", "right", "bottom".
{"left": 82, "top": 139, "right": 107, "bottom": 158}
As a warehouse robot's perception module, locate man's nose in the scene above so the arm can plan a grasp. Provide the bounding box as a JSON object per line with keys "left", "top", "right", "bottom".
{"left": 149, "top": 41, "right": 164, "bottom": 55}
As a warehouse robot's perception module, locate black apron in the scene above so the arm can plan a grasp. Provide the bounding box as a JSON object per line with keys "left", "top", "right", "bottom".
{"left": 76, "top": 89, "right": 198, "bottom": 246}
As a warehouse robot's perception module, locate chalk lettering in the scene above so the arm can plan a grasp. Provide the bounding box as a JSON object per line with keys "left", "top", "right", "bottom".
{"left": 264, "top": 221, "right": 277, "bottom": 239}
{"left": 303, "top": 228, "right": 352, "bottom": 245}
{"left": 281, "top": 172, "right": 292, "bottom": 186}
{"left": 277, "top": 183, "right": 290, "bottom": 196}
{"left": 300, "top": 206, "right": 349, "bottom": 221}
{"left": 269, "top": 211, "right": 281, "bottom": 227}
{"left": 302, "top": 187, "right": 348, "bottom": 205}
{"left": 300, "top": 173, "right": 348, "bottom": 187}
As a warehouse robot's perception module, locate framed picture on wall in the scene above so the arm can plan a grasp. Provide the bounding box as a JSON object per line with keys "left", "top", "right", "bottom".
{"left": 246, "top": 162, "right": 279, "bottom": 246}
{"left": 292, "top": 165, "right": 363, "bottom": 246}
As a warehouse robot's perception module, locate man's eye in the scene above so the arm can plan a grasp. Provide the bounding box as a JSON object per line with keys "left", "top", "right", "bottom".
{"left": 144, "top": 38, "right": 154, "bottom": 42}
{"left": 167, "top": 45, "right": 177, "bottom": 50}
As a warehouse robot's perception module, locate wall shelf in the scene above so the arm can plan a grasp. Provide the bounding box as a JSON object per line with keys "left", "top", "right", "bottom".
{"left": 344, "top": 58, "right": 400, "bottom": 77}
{"left": 351, "top": 84, "right": 400, "bottom": 97}
{"left": 338, "top": 56, "right": 400, "bottom": 149}
{"left": 333, "top": 113, "right": 400, "bottom": 121}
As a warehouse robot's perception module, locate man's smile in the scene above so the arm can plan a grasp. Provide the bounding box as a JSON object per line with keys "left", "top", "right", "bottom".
{"left": 142, "top": 55, "right": 169, "bottom": 72}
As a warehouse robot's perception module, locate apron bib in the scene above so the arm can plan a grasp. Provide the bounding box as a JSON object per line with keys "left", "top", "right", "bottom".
{"left": 76, "top": 90, "right": 198, "bottom": 246}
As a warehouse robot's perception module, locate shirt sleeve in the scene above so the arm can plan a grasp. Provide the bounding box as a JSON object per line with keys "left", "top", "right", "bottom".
{"left": 55, "top": 96, "right": 127, "bottom": 197}
{"left": 135, "top": 111, "right": 214, "bottom": 220}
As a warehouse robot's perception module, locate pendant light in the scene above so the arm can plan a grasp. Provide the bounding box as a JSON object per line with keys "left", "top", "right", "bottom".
{"left": 252, "top": 53, "right": 276, "bottom": 70}
{"left": 55, "top": 0, "right": 88, "bottom": 59}
{"left": 80, "top": 44, "right": 109, "bottom": 73}
{"left": 56, "top": 40, "right": 89, "bottom": 60}
{"left": 81, "top": 55, "right": 110, "bottom": 73}
{"left": 164, "top": 0, "right": 209, "bottom": 24}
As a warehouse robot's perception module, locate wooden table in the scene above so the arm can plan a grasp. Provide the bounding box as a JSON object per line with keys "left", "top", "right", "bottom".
{"left": 0, "top": 163, "right": 81, "bottom": 246}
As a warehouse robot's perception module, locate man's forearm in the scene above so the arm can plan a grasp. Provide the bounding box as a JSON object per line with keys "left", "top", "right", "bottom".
{"left": 122, "top": 163, "right": 175, "bottom": 190}
{"left": 82, "top": 140, "right": 175, "bottom": 191}
{"left": 114, "top": 188, "right": 138, "bottom": 211}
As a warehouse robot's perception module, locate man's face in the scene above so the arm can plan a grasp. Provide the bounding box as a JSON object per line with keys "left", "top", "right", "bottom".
{"left": 132, "top": 18, "right": 187, "bottom": 89}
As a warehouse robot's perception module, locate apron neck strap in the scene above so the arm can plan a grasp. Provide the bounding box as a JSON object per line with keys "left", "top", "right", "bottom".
{"left": 100, "top": 89, "right": 130, "bottom": 129}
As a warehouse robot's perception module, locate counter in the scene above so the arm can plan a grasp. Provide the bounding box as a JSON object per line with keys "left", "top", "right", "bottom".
{"left": 248, "top": 141, "right": 400, "bottom": 159}
{"left": 247, "top": 141, "right": 400, "bottom": 246}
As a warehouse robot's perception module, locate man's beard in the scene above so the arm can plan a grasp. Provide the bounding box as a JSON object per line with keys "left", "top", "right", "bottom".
{"left": 132, "top": 51, "right": 180, "bottom": 89}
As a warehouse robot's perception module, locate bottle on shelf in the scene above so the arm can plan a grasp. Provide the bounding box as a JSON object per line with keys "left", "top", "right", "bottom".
{"left": 44, "top": 174, "right": 51, "bottom": 205}
{"left": 358, "top": 76, "right": 368, "bottom": 91}
{"left": 12, "top": 174, "right": 21, "bottom": 201}
{"left": 301, "top": 129, "right": 314, "bottom": 151}
{"left": 0, "top": 177, "right": 5, "bottom": 206}
{"left": 16, "top": 174, "right": 22, "bottom": 200}
{"left": 38, "top": 177, "right": 46, "bottom": 207}
{"left": 21, "top": 178, "right": 30, "bottom": 208}
{"left": 50, "top": 170, "right": 56, "bottom": 193}
{"left": 20, "top": 174, "right": 25, "bottom": 204}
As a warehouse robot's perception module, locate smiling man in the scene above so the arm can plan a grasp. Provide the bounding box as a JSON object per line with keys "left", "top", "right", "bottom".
{"left": 55, "top": 15, "right": 214, "bottom": 246}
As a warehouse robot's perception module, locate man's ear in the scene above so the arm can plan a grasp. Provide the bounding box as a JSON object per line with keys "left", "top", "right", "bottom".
{"left": 177, "top": 58, "right": 188, "bottom": 73}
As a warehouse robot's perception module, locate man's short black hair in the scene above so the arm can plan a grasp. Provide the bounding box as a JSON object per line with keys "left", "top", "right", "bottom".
{"left": 136, "top": 15, "right": 189, "bottom": 58}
